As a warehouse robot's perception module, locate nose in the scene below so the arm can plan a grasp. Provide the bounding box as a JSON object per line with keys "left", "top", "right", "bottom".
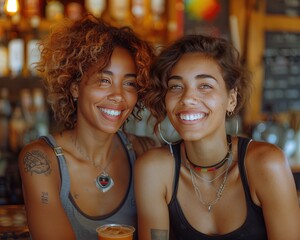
{"left": 180, "top": 88, "right": 198, "bottom": 105}
{"left": 107, "top": 85, "right": 124, "bottom": 103}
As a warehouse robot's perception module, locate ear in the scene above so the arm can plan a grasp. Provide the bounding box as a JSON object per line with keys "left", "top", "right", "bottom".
{"left": 227, "top": 88, "right": 237, "bottom": 112}
{"left": 70, "top": 82, "right": 79, "bottom": 98}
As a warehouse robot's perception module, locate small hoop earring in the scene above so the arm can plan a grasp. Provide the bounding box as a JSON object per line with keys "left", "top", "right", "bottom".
{"left": 73, "top": 97, "right": 78, "bottom": 102}
{"left": 226, "top": 111, "right": 233, "bottom": 117}
{"left": 158, "top": 123, "right": 181, "bottom": 156}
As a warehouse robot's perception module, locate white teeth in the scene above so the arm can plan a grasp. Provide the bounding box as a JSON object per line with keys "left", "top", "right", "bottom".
{"left": 180, "top": 113, "right": 206, "bottom": 121}
{"left": 100, "top": 108, "right": 121, "bottom": 116}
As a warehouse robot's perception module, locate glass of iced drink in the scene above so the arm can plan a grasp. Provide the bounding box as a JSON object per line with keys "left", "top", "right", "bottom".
{"left": 96, "top": 224, "right": 135, "bottom": 240}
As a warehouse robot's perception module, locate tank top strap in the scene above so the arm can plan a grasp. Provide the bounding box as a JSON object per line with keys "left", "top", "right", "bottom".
{"left": 39, "top": 134, "right": 70, "bottom": 203}
{"left": 170, "top": 142, "right": 182, "bottom": 197}
{"left": 116, "top": 130, "right": 136, "bottom": 166}
{"left": 40, "top": 135, "right": 65, "bottom": 159}
{"left": 237, "top": 136, "right": 252, "bottom": 195}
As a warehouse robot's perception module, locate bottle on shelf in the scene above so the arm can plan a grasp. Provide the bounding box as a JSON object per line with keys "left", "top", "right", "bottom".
{"left": 150, "top": 0, "right": 168, "bottom": 48}
{"left": 19, "top": 88, "right": 35, "bottom": 144}
{"left": 0, "top": 26, "right": 8, "bottom": 77}
{"left": 32, "top": 88, "right": 49, "bottom": 137}
{"left": 0, "top": 88, "right": 12, "bottom": 153}
{"left": 7, "top": 14, "right": 24, "bottom": 77}
{"left": 9, "top": 104, "right": 27, "bottom": 153}
{"left": 131, "top": 0, "right": 151, "bottom": 37}
{"left": 23, "top": 0, "right": 42, "bottom": 20}
{"left": 45, "top": 0, "right": 64, "bottom": 21}
{"left": 103, "top": 0, "right": 132, "bottom": 27}
{"left": 85, "top": 0, "right": 106, "bottom": 18}
{"left": 65, "top": 0, "right": 84, "bottom": 20}
{"left": 26, "top": 16, "right": 41, "bottom": 77}
{"left": 0, "top": 0, "right": 7, "bottom": 19}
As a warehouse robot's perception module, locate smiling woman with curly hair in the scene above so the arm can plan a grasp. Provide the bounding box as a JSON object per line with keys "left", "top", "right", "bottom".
{"left": 37, "top": 14, "right": 154, "bottom": 129}
{"left": 18, "top": 14, "right": 159, "bottom": 240}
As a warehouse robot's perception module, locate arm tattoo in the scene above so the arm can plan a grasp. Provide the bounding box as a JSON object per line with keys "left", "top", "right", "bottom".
{"left": 24, "top": 150, "right": 51, "bottom": 175}
{"left": 41, "top": 192, "right": 49, "bottom": 204}
{"left": 151, "top": 229, "right": 168, "bottom": 240}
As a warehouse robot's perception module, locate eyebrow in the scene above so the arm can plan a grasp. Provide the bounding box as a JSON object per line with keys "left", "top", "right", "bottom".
{"left": 168, "top": 74, "right": 217, "bottom": 82}
{"left": 102, "top": 70, "right": 137, "bottom": 78}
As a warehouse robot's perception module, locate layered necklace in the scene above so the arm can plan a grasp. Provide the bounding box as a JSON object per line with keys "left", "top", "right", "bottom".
{"left": 71, "top": 134, "right": 114, "bottom": 193}
{"left": 185, "top": 135, "right": 232, "bottom": 172}
{"left": 185, "top": 135, "right": 233, "bottom": 212}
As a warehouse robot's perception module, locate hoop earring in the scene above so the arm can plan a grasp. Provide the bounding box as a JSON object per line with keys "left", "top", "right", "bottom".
{"left": 158, "top": 123, "right": 181, "bottom": 156}
{"left": 73, "top": 97, "right": 78, "bottom": 102}
{"left": 226, "top": 111, "right": 233, "bottom": 117}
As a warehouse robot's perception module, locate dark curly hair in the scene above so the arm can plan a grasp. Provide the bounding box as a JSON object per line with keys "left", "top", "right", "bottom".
{"left": 144, "top": 34, "right": 252, "bottom": 132}
{"left": 37, "top": 14, "right": 154, "bottom": 130}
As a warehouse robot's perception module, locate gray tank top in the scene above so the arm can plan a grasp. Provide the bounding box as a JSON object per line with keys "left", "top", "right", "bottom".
{"left": 41, "top": 131, "right": 137, "bottom": 240}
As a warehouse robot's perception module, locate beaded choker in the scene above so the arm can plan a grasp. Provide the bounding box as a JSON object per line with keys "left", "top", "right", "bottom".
{"left": 185, "top": 135, "right": 232, "bottom": 172}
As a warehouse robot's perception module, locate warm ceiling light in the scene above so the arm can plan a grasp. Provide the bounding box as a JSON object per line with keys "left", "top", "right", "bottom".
{"left": 4, "top": 0, "right": 20, "bottom": 16}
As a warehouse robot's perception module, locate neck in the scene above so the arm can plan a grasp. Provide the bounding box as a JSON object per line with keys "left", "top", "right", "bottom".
{"left": 184, "top": 135, "right": 232, "bottom": 171}
{"left": 71, "top": 129, "right": 117, "bottom": 167}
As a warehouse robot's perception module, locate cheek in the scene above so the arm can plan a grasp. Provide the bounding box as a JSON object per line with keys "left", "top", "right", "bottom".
{"left": 165, "top": 93, "right": 174, "bottom": 107}
{"left": 126, "top": 92, "right": 138, "bottom": 107}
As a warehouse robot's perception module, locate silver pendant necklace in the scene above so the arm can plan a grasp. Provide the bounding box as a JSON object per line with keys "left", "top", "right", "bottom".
{"left": 187, "top": 151, "right": 232, "bottom": 212}
{"left": 71, "top": 133, "right": 114, "bottom": 193}
{"left": 94, "top": 164, "right": 114, "bottom": 193}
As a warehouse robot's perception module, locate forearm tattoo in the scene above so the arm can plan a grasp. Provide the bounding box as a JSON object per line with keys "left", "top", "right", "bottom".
{"left": 24, "top": 150, "right": 51, "bottom": 175}
{"left": 41, "top": 192, "right": 49, "bottom": 204}
{"left": 151, "top": 229, "right": 168, "bottom": 240}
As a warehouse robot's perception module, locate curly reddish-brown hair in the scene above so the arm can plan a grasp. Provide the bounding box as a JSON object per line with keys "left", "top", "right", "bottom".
{"left": 144, "top": 34, "right": 252, "bottom": 132}
{"left": 37, "top": 14, "right": 154, "bottom": 130}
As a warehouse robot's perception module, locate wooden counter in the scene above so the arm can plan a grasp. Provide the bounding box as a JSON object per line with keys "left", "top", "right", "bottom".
{"left": 0, "top": 205, "right": 29, "bottom": 239}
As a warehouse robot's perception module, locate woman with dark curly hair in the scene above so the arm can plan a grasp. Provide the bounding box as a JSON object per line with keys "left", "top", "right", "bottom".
{"left": 134, "top": 34, "right": 300, "bottom": 240}
{"left": 18, "top": 14, "right": 159, "bottom": 240}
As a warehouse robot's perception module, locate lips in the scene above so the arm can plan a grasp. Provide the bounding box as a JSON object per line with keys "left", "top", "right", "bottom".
{"left": 179, "top": 112, "right": 206, "bottom": 121}
{"left": 99, "top": 108, "right": 122, "bottom": 117}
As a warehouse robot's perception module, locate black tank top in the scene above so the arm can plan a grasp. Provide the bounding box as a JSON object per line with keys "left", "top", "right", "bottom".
{"left": 168, "top": 137, "right": 268, "bottom": 240}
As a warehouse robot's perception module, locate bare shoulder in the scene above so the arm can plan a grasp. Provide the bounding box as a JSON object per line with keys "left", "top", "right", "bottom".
{"left": 246, "top": 140, "right": 288, "bottom": 171}
{"left": 18, "top": 137, "right": 57, "bottom": 177}
{"left": 135, "top": 146, "right": 174, "bottom": 173}
{"left": 126, "top": 133, "right": 161, "bottom": 157}
{"left": 245, "top": 140, "right": 294, "bottom": 204}
{"left": 134, "top": 145, "right": 175, "bottom": 200}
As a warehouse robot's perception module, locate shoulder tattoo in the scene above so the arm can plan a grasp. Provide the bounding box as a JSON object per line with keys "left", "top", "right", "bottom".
{"left": 23, "top": 150, "right": 51, "bottom": 175}
{"left": 151, "top": 229, "right": 168, "bottom": 240}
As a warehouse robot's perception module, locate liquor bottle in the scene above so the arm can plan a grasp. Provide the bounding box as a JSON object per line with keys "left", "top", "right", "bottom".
{"left": 8, "top": 14, "right": 24, "bottom": 77}
{"left": 150, "top": 0, "right": 167, "bottom": 48}
{"left": 26, "top": 16, "right": 41, "bottom": 76}
{"left": 45, "top": 0, "right": 64, "bottom": 21}
{"left": 23, "top": 0, "right": 42, "bottom": 20}
{"left": 85, "top": 0, "right": 106, "bottom": 18}
{"left": 105, "top": 0, "right": 132, "bottom": 27}
{"left": 0, "top": 26, "right": 8, "bottom": 77}
{"left": 0, "top": 0, "right": 7, "bottom": 19}
{"left": 65, "top": 1, "right": 83, "bottom": 20}
{"left": 167, "top": 0, "right": 184, "bottom": 42}
{"left": 32, "top": 88, "right": 49, "bottom": 137}
{"left": 9, "top": 104, "right": 27, "bottom": 153}
{"left": 0, "top": 88, "right": 12, "bottom": 152}
{"left": 131, "top": 0, "right": 151, "bottom": 37}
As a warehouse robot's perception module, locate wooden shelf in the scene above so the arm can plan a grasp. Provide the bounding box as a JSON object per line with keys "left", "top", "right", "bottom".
{"left": 264, "top": 15, "right": 300, "bottom": 32}
{"left": 0, "top": 76, "right": 45, "bottom": 104}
